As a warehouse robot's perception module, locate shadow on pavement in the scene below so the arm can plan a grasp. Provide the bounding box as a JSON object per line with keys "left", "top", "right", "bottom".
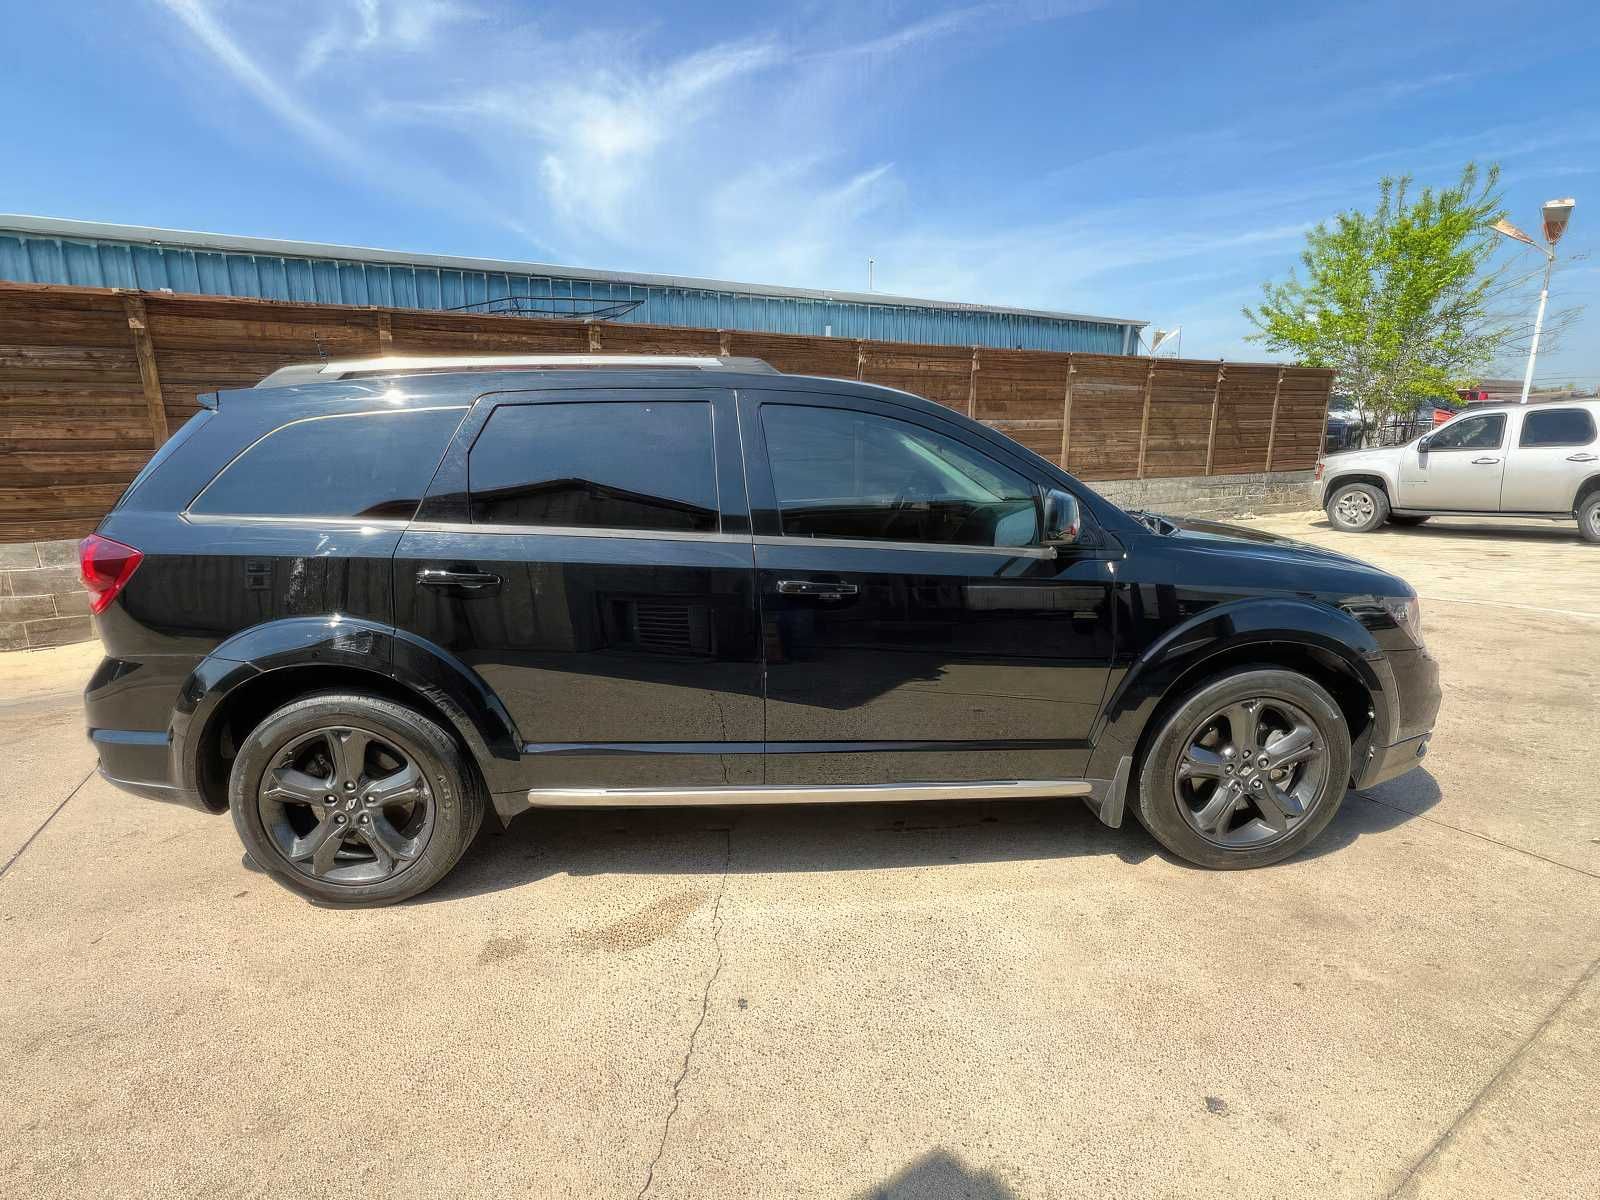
{"left": 409, "top": 768, "right": 1443, "bottom": 905}
{"left": 859, "top": 1148, "right": 1019, "bottom": 1199}
{"left": 1301, "top": 517, "right": 1581, "bottom": 544}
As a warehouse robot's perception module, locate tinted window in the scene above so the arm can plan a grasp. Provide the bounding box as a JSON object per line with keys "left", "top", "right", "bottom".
{"left": 1428, "top": 413, "right": 1505, "bottom": 450}
{"left": 1520, "top": 408, "right": 1596, "bottom": 447}
{"left": 762, "top": 404, "right": 1039, "bottom": 547}
{"left": 190, "top": 408, "right": 462, "bottom": 520}
{"left": 470, "top": 400, "right": 717, "bottom": 532}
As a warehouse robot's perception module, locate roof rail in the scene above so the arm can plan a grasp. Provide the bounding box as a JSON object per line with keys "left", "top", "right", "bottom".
{"left": 255, "top": 353, "right": 778, "bottom": 388}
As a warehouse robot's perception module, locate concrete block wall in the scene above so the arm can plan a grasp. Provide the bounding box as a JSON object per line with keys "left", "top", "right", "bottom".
{"left": 0, "top": 540, "right": 92, "bottom": 650}
{"left": 1092, "top": 470, "right": 1319, "bottom": 522}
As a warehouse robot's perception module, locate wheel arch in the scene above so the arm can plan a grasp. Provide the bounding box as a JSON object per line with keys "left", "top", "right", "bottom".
{"left": 172, "top": 617, "right": 522, "bottom": 812}
{"left": 1088, "top": 598, "right": 1390, "bottom": 788}
{"left": 1572, "top": 472, "right": 1600, "bottom": 514}
{"left": 1322, "top": 471, "right": 1392, "bottom": 510}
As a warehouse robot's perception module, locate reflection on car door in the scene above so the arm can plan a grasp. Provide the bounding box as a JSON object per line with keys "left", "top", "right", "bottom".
{"left": 740, "top": 391, "right": 1117, "bottom": 786}
{"left": 1500, "top": 407, "right": 1599, "bottom": 512}
{"left": 1395, "top": 411, "right": 1508, "bottom": 510}
{"left": 395, "top": 388, "right": 763, "bottom": 790}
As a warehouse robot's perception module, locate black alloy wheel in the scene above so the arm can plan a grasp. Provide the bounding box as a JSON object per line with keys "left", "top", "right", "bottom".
{"left": 257, "top": 725, "right": 435, "bottom": 885}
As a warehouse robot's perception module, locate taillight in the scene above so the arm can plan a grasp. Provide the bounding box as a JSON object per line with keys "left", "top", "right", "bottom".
{"left": 78, "top": 534, "right": 144, "bottom": 615}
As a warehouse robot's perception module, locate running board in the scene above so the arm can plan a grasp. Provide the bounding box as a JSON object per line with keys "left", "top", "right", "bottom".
{"left": 523, "top": 779, "right": 1094, "bottom": 808}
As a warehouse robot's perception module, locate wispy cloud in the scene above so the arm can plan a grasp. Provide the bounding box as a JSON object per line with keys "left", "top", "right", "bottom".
{"left": 299, "top": 0, "right": 479, "bottom": 77}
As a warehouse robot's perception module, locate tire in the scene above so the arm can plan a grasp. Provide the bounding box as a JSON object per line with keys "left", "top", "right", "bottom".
{"left": 1579, "top": 493, "right": 1600, "bottom": 544}
{"left": 1131, "top": 668, "right": 1353, "bottom": 870}
{"left": 229, "top": 692, "right": 485, "bottom": 906}
{"left": 1387, "top": 514, "right": 1428, "bottom": 527}
{"left": 1326, "top": 481, "right": 1389, "bottom": 532}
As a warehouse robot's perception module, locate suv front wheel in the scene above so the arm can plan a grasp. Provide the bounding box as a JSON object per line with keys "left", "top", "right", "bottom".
{"left": 1326, "top": 481, "right": 1389, "bottom": 532}
{"left": 229, "top": 693, "right": 486, "bottom": 906}
{"left": 1133, "top": 668, "right": 1352, "bottom": 869}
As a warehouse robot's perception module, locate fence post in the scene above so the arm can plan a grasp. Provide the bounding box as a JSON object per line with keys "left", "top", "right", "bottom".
{"left": 1136, "top": 357, "right": 1157, "bottom": 479}
{"left": 1205, "top": 361, "right": 1225, "bottom": 476}
{"left": 119, "top": 294, "right": 170, "bottom": 449}
{"left": 1265, "top": 366, "right": 1285, "bottom": 472}
{"left": 967, "top": 347, "right": 979, "bottom": 418}
{"left": 718, "top": 329, "right": 731, "bottom": 357}
{"left": 856, "top": 340, "right": 866, "bottom": 380}
{"left": 1058, "top": 354, "right": 1076, "bottom": 470}
{"left": 376, "top": 312, "right": 394, "bottom": 353}
{"left": 587, "top": 323, "right": 602, "bottom": 352}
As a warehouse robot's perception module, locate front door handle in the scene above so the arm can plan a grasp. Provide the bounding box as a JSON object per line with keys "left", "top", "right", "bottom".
{"left": 1566, "top": 452, "right": 1599, "bottom": 463}
{"left": 417, "top": 568, "right": 502, "bottom": 590}
{"left": 776, "top": 579, "right": 859, "bottom": 599}
{"left": 1470, "top": 456, "right": 1501, "bottom": 465}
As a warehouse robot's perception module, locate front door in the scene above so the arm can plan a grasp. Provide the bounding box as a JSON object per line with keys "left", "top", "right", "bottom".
{"left": 1395, "top": 410, "right": 1508, "bottom": 510}
{"left": 394, "top": 387, "right": 763, "bottom": 790}
{"left": 1500, "top": 407, "right": 1599, "bottom": 512}
{"left": 740, "top": 391, "right": 1116, "bottom": 786}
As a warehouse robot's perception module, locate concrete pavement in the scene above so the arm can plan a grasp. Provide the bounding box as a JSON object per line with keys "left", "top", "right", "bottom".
{"left": 1, "top": 511, "right": 1597, "bottom": 1198}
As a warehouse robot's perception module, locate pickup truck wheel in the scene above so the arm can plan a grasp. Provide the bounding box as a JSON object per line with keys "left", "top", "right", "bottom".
{"left": 1327, "top": 482, "right": 1389, "bottom": 532}
{"left": 1132, "top": 668, "right": 1352, "bottom": 870}
{"left": 229, "top": 693, "right": 485, "bottom": 907}
{"left": 1579, "top": 494, "right": 1600, "bottom": 544}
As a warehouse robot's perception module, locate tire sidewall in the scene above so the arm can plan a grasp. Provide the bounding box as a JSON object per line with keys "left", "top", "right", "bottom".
{"left": 1579, "top": 496, "right": 1600, "bottom": 544}
{"left": 1134, "top": 668, "right": 1353, "bottom": 870}
{"left": 229, "top": 694, "right": 478, "bottom": 906}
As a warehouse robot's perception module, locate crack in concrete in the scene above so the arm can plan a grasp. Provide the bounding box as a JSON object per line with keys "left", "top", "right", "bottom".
{"left": 636, "top": 825, "right": 733, "bottom": 1200}
{"left": 1384, "top": 946, "right": 1600, "bottom": 1198}
{"left": 1355, "top": 791, "right": 1600, "bottom": 883}
{"left": 0, "top": 767, "right": 95, "bottom": 881}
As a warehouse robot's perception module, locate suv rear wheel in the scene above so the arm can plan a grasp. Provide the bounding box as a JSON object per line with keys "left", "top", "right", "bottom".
{"left": 229, "top": 693, "right": 485, "bottom": 906}
{"left": 1326, "top": 481, "right": 1389, "bottom": 532}
{"left": 1133, "top": 668, "right": 1352, "bottom": 869}
{"left": 1578, "top": 493, "right": 1600, "bottom": 544}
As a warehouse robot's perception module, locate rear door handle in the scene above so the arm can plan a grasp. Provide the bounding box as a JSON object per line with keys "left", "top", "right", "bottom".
{"left": 417, "top": 568, "right": 502, "bottom": 590}
{"left": 1566, "top": 452, "right": 1598, "bottom": 462}
{"left": 1470, "top": 456, "right": 1501, "bottom": 465}
{"left": 776, "top": 579, "right": 859, "bottom": 599}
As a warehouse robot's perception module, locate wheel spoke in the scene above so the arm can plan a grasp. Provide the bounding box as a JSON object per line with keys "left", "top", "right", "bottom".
{"left": 1180, "top": 745, "right": 1225, "bottom": 780}
{"left": 262, "top": 767, "right": 331, "bottom": 807}
{"left": 361, "top": 813, "right": 415, "bottom": 870}
{"left": 1192, "top": 783, "right": 1238, "bottom": 835}
{"left": 1252, "top": 778, "right": 1303, "bottom": 834}
{"left": 361, "top": 761, "right": 425, "bottom": 809}
{"left": 1222, "top": 701, "right": 1260, "bottom": 752}
{"left": 288, "top": 816, "right": 347, "bottom": 876}
{"left": 325, "top": 727, "right": 372, "bottom": 788}
{"left": 1265, "top": 724, "right": 1317, "bottom": 770}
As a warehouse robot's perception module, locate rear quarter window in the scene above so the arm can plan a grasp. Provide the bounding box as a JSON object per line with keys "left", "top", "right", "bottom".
{"left": 1519, "top": 408, "right": 1596, "bottom": 447}
{"left": 189, "top": 407, "right": 464, "bottom": 520}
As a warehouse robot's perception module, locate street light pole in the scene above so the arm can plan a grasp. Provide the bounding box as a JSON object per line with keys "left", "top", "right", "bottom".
{"left": 1519, "top": 250, "right": 1555, "bottom": 405}
{"left": 1493, "top": 197, "right": 1575, "bottom": 404}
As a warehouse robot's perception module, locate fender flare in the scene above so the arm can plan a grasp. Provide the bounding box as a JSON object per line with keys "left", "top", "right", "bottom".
{"left": 170, "top": 616, "right": 523, "bottom": 804}
{"left": 1086, "top": 596, "right": 1394, "bottom": 782}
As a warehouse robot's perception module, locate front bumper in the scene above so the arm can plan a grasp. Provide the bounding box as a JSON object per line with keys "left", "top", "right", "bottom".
{"left": 1353, "top": 646, "right": 1441, "bottom": 789}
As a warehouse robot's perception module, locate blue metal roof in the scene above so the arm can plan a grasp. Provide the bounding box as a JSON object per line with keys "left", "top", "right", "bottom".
{"left": 0, "top": 216, "right": 1144, "bottom": 354}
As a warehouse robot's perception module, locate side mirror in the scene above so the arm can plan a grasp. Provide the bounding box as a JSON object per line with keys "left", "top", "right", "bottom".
{"left": 1042, "top": 488, "right": 1081, "bottom": 545}
{"left": 1418, "top": 434, "right": 1434, "bottom": 452}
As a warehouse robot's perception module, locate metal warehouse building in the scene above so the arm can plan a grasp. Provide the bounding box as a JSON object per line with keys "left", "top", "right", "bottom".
{"left": 0, "top": 215, "right": 1145, "bottom": 355}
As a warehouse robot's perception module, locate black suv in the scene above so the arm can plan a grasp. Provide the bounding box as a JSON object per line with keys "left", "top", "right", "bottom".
{"left": 82, "top": 354, "right": 1440, "bottom": 905}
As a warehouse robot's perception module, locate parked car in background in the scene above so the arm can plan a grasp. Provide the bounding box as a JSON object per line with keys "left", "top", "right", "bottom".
{"left": 82, "top": 354, "right": 1440, "bottom": 905}
{"left": 1318, "top": 399, "right": 1600, "bottom": 541}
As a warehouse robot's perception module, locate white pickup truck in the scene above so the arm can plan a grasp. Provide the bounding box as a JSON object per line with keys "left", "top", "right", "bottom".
{"left": 1317, "top": 400, "right": 1600, "bottom": 543}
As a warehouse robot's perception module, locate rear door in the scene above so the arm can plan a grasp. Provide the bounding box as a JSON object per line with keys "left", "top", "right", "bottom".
{"left": 1500, "top": 406, "right": 1599, "bottom": 512}
{"left": 1394, "top": 410, "right": 1508, "bottom": 510}
{"left": 394, "top": 387, "right": 762, "bottom": 790}
{"left": 740, "top": 390, "right": 1117, "bottom": 787}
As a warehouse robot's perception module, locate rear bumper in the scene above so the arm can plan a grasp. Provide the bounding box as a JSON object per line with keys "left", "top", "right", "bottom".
{"left": 86, "top": 654, "right": 214, "bottom": 813}
{"left": 91, "top": 729, "right": 211, "bottom": 811}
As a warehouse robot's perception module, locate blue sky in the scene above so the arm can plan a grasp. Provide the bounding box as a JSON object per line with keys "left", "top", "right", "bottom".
{"left": 6, "top": 0, "right": 1599, "bottom": 382}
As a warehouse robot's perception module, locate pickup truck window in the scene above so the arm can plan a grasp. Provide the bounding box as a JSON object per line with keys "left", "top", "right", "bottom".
{"left": 1519, "top": 408, "right": 1596, "bottom": 448}
{"left": 1428, "top": 412, "right": 1504, "bottom": 451}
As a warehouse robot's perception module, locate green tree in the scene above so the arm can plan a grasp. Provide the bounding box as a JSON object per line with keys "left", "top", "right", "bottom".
{"left": 1244, "top": 163, "right": 1517, "bottom": 441}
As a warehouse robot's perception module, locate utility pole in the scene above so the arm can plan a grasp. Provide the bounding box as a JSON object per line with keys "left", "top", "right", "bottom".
{"left": 1493, "top": 197, "right": 1576, "bottom": 403}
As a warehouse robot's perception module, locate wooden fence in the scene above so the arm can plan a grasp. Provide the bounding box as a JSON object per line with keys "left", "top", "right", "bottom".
{"left": 0, "top": 281, "right": 1332, "bottom": 543}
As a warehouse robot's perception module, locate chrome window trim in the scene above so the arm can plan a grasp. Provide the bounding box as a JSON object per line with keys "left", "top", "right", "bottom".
{"left": 182, "top": 512, "right": 413, "bottom": 530}
{"left": 408, "top": 520, "right": 749, "bottom": 544}
{"left": 524, "top": 779, "right": 1093, "bottom": 808}
{"left": 755, "top": 534, "right": 1057, "bottom": 559}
